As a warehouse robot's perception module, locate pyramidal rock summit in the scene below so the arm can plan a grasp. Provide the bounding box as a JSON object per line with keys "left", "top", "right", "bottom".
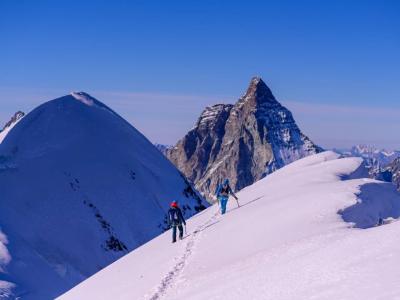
{"left": 167, "top": 77, "right": 322, "bottom": 200}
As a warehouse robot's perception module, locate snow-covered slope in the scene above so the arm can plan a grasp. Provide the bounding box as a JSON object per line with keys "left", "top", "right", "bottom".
{"left": 59, "top": 151, "right": 400, "bottom": 300}
{"left": 0, "top": 111, "right": 25, "bottom": 144}
{"left": 0, "top": 93, "right": 207, "bottom": 299}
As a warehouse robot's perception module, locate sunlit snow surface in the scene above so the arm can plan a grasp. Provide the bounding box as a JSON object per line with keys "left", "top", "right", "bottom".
{"left": 60, "top": 151, "right": 400, "bottom": 300}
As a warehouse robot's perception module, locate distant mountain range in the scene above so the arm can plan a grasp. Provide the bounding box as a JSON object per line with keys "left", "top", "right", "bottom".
{"left": 335, "top": 145, "right": 400, "bottom": 185}
{"left": 336, "top": 145, "right": 400, "bottom": 169}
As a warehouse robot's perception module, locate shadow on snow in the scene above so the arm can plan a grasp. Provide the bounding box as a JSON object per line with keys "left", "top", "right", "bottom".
{"left": 339, "top": 182, "right": 400, "bottom": 229}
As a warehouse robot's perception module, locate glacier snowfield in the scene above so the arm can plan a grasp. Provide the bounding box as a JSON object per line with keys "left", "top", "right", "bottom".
{"left": 60, "top": 151, "right": 400, "bottom": 300}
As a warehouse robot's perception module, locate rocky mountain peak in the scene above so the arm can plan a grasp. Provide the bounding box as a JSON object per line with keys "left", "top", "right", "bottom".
{"left": 2, "top": 111, "right": 25, "bottom": 131}
{"left": 238, "top": 76, "right": 277, "bottom": 108}
{"left": 167, "top": 77, "right": 322, "bottom": 201}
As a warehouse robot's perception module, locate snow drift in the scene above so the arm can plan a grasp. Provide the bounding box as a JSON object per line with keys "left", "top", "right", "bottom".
{"left": 0, "top": 92, "right": 207, "bottom": 299}
{"left": 60, "top": 151, "right": 400, "bottom": 300}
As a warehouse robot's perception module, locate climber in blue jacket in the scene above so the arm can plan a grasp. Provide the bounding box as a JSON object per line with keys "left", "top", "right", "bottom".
{"left": 215, "top": 179, "right": 238, "bottom": 214}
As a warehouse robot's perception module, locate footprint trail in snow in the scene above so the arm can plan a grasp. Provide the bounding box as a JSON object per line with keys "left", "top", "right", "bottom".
{"left": 147, "top": 210, "right": 220, "bottom": 300}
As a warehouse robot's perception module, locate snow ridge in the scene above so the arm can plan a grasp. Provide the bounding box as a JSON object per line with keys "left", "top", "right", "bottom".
{"left": 70, "top": 92, "right": 95, "bottom": 106}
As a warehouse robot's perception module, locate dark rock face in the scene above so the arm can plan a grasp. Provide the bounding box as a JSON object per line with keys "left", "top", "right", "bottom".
{"left": 0, "top": 111, "right": 25, "bottom": 144}
{"left": 167, "top": 103, "right": 233, "bottom": 192}
{"left": 1, "top": 111, "right": 25, "bottom": 131}
{"left": 390, "top": 159, "right": 400, "bottom": 189}
{"left": 154, "top": 143, "right": 172, "bottom": 155}
{"left": 167, "top": 77, "right": 322, "bottom": 200}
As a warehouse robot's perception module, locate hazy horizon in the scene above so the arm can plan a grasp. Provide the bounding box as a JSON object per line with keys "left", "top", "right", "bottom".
{"left": 1, "top": 0, "right": 399, "bottom": 149}
{"left": 1, "top": 81, "right": 399, "bottom": 150}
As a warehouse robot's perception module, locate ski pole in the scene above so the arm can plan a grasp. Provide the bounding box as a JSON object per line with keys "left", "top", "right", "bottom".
{"left": 184, "top": 224, "right": 187, "bottom": 235}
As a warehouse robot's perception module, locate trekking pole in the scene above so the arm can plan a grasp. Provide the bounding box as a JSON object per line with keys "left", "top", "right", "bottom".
{"left": 216, "top": 197, "right": 221, "bottom": 213}
{"left": 235, "top": 197, "right": 240, "bottom": 208}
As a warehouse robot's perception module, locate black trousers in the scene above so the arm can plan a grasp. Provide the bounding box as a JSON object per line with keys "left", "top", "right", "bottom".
{"left": 172, "top": 224, "right": 184, "bottom": 242}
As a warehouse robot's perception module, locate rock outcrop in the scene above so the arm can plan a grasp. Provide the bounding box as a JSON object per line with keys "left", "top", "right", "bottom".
{"left": 0, "top": 111, "right": 25, "bottom": 143}
{"left": 379, "top": 158, "right": 400, "bottom": 189}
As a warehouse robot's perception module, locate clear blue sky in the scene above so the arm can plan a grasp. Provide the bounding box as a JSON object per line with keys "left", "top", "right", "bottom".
{"left": 0, "top": 0, "right": 399, "bottom": 149}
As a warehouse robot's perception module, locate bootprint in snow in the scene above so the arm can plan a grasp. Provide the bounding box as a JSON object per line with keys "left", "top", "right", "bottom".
{"left": 149, "top": 209, "right": 220, "bottom": 300}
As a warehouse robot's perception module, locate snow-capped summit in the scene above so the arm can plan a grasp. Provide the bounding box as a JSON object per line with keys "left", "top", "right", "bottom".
{"left": 339, "top": 145, "right": 400, "bottom": 167}
{"left": 70, "top": 91, "right": 97, "bottom": 106}
{"left": 167, "top": 77, "right": 322, "bottom": 200}
{"left": 0, "top": 94, "right": 122, "bottom": 157}
{"left": 0, "top": 93, "right": 207, "bottom": 299}
{"left": 237, "top": 76, "right": 276, "bottom": 106}
{"left": 0, "top": 110, "right": 25, "bottom": 144}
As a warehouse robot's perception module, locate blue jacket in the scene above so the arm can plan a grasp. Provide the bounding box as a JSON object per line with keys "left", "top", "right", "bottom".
{"left": 215, "top": 179, "right": 237, "bottom": 199}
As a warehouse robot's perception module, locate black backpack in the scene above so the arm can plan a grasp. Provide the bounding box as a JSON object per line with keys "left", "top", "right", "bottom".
{"left": 220, "top": 185, "right": 230, "bottom": 196}
{"left": 169, "top": 208, "right": 180, "bottom": 223}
